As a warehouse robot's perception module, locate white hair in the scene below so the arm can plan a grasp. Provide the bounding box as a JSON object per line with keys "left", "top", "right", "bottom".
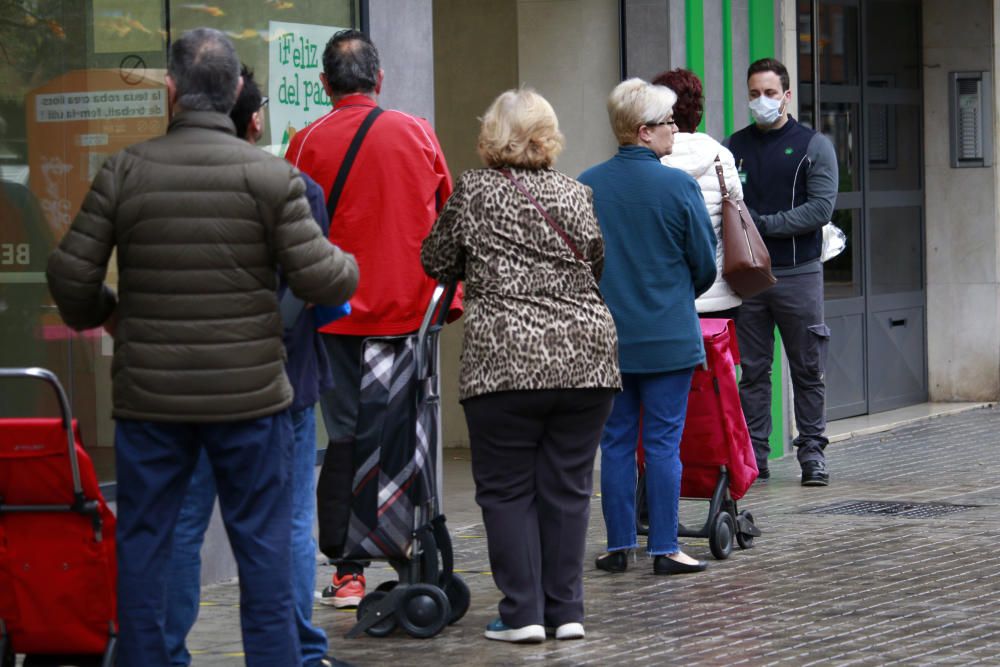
{"left": 607, "top": 78, "right": 677, "bottom": 145}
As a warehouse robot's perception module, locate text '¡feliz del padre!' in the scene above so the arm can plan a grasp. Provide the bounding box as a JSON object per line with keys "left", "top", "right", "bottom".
{"left": 268, "top": 21, "right": 347, "bottom": 151}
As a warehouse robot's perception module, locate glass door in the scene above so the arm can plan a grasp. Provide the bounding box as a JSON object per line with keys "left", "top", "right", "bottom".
{"left": 863, "top": 0, "right": 926, "bottom": 412}
{"left": 797, "top": 0, "right": 926, "bottom": 419}
{"left": 799, "top": 0, "right": 869, "bottom": 419}
{"left": 0, "top": 2, "right": 170, "bottom": 483}
{"left": 0, "top": 0, "right": 361, "bottom": 481}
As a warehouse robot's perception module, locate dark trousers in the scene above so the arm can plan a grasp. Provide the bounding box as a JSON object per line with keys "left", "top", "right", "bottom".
{"left": 114, "top": 413, "right": 297, "bottom": 667}
{"left": 463, "top": 388, "right": 615, "bottom": 628}
{"left": 315, "top": 334, "right": 369, "bottom": 570}
{"left": 736, "top": 270, "right": 831, "bottom": 465}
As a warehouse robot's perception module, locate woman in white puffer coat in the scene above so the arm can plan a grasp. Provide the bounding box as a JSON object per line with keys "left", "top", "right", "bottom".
{"left": 654, "top": 68, "right": 744, "bottom": 318}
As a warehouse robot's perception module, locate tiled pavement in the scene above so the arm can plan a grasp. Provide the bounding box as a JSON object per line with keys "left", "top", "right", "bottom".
{"left": 185, "top": 406, "right": 1000, "bottom": 666}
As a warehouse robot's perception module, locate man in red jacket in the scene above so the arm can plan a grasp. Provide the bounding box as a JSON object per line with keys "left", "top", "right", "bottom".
{"left": 285, "top": 29, "right": 454, "bottom": 608}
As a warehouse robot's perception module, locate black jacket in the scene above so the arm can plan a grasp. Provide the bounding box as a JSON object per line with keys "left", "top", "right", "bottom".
{"left": 725, "top": 116, "right": 838, "bottom": 270}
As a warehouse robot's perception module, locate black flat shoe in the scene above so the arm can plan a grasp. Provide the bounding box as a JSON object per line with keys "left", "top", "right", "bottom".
{"left": 653, "top": 555, "right": 708, "bottom": 575}
{"left": 595, "top": 550, "right": 629, "bottom": 573}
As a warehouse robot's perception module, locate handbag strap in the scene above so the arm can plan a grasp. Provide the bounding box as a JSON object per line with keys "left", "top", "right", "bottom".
{"left": 497, "top": 168, "right": 584, "bottom": 261}
{"left": 714, "top": 155, "right": 730, "bottom": 198}
{"left": 327, "top": 106, "right": 384, "bottom": 220}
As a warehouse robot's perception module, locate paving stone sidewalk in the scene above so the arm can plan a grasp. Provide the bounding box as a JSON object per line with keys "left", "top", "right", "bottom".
{"left": 187, "top": 406, "right": 1000, "bottom": 666}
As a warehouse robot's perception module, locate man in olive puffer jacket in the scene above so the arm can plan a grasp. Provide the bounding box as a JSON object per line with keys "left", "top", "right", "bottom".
{"left": 45, "top": 28, "right": 358, "bottom": 666}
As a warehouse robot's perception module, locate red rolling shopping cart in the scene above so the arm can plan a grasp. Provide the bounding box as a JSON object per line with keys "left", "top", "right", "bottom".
{"left": 637, "top": 318, "right": 762, "bottom": 559}
{"left": 0, "top": 368, "right": 117, "bottom": 666}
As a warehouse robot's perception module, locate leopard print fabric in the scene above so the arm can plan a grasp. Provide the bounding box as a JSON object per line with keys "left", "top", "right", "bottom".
{"left": 422, "top": 167, "right": 621, "bottom": 401}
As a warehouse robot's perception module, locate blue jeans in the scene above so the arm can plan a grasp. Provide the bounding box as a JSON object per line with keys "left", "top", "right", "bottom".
{"left": 163, "top": 408, "right": 327, "bottom": 666}
{"left": 600, "top": 369, "right": 694, "bottom": 555}
{"left": 115, "top": 412, "right": 299, "bottom": 667}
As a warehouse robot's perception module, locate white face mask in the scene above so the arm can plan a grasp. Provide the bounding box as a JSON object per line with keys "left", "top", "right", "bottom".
{"left": 749, "top": 95, "right": 783, "bottom": 125}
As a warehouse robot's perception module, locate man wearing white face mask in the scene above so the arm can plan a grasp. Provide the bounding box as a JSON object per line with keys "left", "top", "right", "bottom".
{"left": 724, "top": 57, "right": 838, "bottom": 487}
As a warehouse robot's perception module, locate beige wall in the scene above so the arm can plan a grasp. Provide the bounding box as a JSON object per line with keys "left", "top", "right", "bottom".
{"left": 433, "top": 0, "right": 519, "bottom": 446}
{"left": 432, "top": 0, "right": 620, "bottom": 446}
{"left": 923, "top": 0, "right": 1000, "bottom": 401}
{"left": 516, "top": 0, "right": 621, "bottom": 178}
{"left": 371, "top": 0, "right": 436, "bottom": 123}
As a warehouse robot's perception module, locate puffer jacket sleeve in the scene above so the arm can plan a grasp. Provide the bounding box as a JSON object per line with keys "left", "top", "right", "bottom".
{"left": 45, "top": 155, "right": 119, "bottom": 330}
{"left": 276, "top": 172, "right": 359, "bottom": 306}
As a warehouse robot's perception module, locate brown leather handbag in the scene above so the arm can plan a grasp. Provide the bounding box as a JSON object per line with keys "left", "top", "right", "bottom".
{"left": 715, "top": 156, "right": 776, "bottom": 298}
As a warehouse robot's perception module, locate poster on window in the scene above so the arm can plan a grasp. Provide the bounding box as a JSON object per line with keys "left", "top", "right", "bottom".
{"left": 268, "top": 20, "right": 344, "bottom": 154}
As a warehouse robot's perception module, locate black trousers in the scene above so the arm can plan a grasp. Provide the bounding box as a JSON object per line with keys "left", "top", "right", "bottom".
{"left": 316, "top": 334, "right": 367, "bottom": 569}
{"left": 463, "top": 388, "right": 615, "bottom": 628}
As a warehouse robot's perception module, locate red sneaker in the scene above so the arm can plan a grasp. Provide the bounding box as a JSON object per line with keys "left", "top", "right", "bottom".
{"left": 318, "top": 573, "right": 366, "bottom": 608}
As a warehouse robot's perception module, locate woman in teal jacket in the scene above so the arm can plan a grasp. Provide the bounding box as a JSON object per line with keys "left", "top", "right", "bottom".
{"left": 579, "top": 77, "right": 717, "bottom": 575}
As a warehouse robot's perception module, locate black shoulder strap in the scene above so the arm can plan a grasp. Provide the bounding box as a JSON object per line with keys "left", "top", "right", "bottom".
{"left": 326, "top": 106, "right": 383, "bottom": 221}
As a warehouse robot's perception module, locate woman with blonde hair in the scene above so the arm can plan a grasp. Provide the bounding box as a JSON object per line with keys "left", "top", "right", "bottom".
{"left": 579, "top": 78, "right": 716, "bottom": 576}
{"left": 422, "top": 88, "right": 620, "bottom": 643}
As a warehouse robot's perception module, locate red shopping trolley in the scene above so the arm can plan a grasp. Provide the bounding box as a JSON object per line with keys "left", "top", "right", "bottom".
{"left": 0, "top": 368, "right": 117, "bottom": 666}
{"left": 637, "top": 318, "right": 762, "bottom": 559}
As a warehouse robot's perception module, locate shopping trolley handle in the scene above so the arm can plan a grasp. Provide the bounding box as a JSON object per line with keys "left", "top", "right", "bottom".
{"left": 0, "top": 367, "right": 73, "bottom": 428}
{"left": 417, "top": 283, "right": 458, "bottom": 340}
{"left": 415, "top": 282, "right": 458, "bottom": 373}
{"left": 0, "top": 366, "right": 84, "bottom": 499}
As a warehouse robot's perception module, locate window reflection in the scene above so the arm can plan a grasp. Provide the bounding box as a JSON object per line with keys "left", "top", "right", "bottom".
{"left": 798, "top": 101, "right": 859, "bottom": 193}
{"left": 1, "top": 0, "right": 357, "bottom": 481}
{"left": 866, "top": 0, "right": 921, "bottom": 90}
{"left": 797, "top": 1, "right": 860, "bottom": 86}
{"left": 819, "top": 2, "right": 859, "bottom": 86}
{"left": 868, "top": 103, "right": 921, "bottom": 191}
{"left": 797, "top": 0, "right": 813, "bottom": 84}
{"left": 822, "top": 103, "right": 859, "bottom": 192}
{"left": 170, "top": 1, "right": 359, "bottom": 154}
{"left": 824, "top": 208, "right": 862, "bottom": 299}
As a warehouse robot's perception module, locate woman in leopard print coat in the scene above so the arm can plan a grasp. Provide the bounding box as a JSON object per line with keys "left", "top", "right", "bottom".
{"left": 422, "top": 89, "right": 621, "bottom": 644}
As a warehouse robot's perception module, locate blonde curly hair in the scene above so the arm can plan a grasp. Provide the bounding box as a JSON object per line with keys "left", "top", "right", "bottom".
{"left": 477, "top": 88, "right": 565, "bottom": 169}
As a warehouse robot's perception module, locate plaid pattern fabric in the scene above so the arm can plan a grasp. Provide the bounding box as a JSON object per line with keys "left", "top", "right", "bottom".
{"left": 344, "top": 335, "right": 435, "bottom": 560}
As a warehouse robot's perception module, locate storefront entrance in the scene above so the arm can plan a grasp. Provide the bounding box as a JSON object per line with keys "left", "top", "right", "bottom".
{"left": 798, "top": 0, "right": 926, "bottom": 419}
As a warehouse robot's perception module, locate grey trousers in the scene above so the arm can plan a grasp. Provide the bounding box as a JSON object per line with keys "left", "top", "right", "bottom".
{"left": 463, "top": 388, "right": 615, "bottom": 628}
{"left": 736, "top": 270, "right": 831, "bottom": 465}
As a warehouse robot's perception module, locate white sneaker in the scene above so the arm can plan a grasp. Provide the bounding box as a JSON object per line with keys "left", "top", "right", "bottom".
{"left": 545, "top": 622, "right": 585, "bottom": 640}
{"left": 484, "top": 618, "right": 546, "bottom": 643}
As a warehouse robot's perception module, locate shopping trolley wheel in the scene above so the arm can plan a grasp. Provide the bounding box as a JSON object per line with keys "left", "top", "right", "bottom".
{"left": 356, "top": 591, "right": 398, "bottom": 637}
{"left": 396, "top": 583, "right": 451, "bottom": 638}
{"left": 736, "top": 510, "right": 756, "bottom": 550}
{"left": 376, "top": 580, "right": 399, "bottom": 593}
{"left": 440, "top": 572, "right": 471, "bottom": 624}
{"left": 709, "top": 511, "right": 735, "bottom": 560}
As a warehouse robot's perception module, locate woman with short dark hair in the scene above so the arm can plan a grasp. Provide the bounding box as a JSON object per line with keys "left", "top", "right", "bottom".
{"left": 652, "top": 68, "right": 744, "bottom": 320}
